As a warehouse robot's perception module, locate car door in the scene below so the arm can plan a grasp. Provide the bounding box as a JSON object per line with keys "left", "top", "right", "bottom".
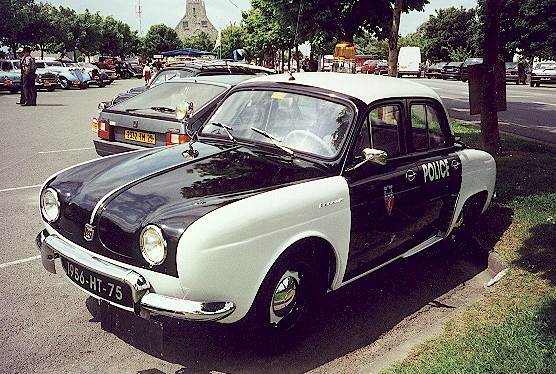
{"left": 406, "top": 100, "right": 462, "bottom": 236}
{"left": 343, "top": 100, "right": 460, "bottom": 281}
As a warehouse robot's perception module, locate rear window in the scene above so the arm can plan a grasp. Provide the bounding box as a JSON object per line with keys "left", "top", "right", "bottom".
{"left": 446, "top": 62, "right": 462, "bottom": 67}
{"left": 110, "top": 81, "right": 227, "bottom": 117}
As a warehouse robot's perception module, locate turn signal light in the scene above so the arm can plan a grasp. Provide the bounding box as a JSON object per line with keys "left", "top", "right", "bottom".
{"left": 91, "top": 117, "right": 99, "bottom": 133}
{"left": 165, "top": 132, "right": 190, "bottom": 146}
{"left": 98, "top": 120, "right": 114, "bottom": 141}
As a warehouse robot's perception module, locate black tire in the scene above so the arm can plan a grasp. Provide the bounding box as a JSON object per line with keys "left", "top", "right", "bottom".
{"left": 451, "top": 194, "right": 486, "bottom": 241}
{"left": 59, "top": 77, "right": 69, "bottom": 89}
{"left": 246, "top": 247, "right": 327, "bottom": 346}
{"left": 98, "top": 82, "right": 106, "bottom": 88}
{"left": 46, "top": 87, "right": 55, "bottom": 92}
{"left": 530, "top": 81, "right": 535, "bottom": 87}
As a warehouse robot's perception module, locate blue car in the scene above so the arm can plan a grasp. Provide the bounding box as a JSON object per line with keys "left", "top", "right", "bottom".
{"left": 0, "top": 60, "right": 22, "bottom": 94}
{"left": 36, "top": 60, "right": 90, "bottom": 89}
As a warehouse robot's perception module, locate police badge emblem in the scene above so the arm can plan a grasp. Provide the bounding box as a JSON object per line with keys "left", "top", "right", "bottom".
{"left": 383, "top": 185, "right": 394, "bottom": 216}
{"left": 83, "top": 223, "right": 95, "bottom": 241}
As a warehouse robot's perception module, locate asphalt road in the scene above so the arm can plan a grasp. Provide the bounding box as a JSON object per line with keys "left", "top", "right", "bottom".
{"left": 409, "top": 77, "right": 556, "bottom": 145}
{"left": 0, "top": 78, "right": 497, "bottom": 374}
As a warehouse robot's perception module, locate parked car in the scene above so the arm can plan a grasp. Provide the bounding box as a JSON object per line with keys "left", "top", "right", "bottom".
{"left": 424, "top": 62, "right": 448, "bottom": 79}
{"left": 0, "top": 59, "right": 22, "bottom": 93}
{"left": 36, "top": 60, "right": 89, "bottom": 89}
{"left": 504, "top": 62, "right": 527, "bottom": 85}
{"left": 374, "top": 60, "right": 389, "bottom": 75}
{"left": 109, "top": 60, "right": 274, "bottom": 106}
{"left": 529, "top": 61, "right": 556, "bottom": 87}
{"left": 361, "top": 60, "right": 378, "bottom": 74}
{"left": 37, "top": 72, "right": 496, "bottom": 341}
{"left": 441, "top": 61, "right": 464, "bottom": 80}
{"left": 0, "top": 70, "right": 21, "bottom": 94}
{"left": 74, "top": 62, "right": 112, "bottom": 88}
{"left": 95, "top": 62, "right": 119, "bottom": 81}
{"left": 93, "top": 75, "right": 254, "bottom": 156}
{"left": 460, "top": 58, "right": 483, "bottom": 82}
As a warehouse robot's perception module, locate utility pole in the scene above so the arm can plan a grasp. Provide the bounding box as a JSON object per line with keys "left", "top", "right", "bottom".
{"left": 136, "top": 0, "right": 143, "bottom": 35}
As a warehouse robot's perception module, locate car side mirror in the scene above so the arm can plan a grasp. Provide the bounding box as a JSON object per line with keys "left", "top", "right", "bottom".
{"left": 346, "top": 148, "right": 388, "bottom": 172}
{"left": 363, "top": 148, "right": 388, "bottom": 166}
{"left": 176, "top": 101, "right": 194, "bottom": 123}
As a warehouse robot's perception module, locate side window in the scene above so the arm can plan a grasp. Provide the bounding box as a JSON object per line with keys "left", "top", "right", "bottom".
{"left": 1, "top": 61, "right": 10, "bottom": 71}
{"left": 369, "top": 104, "right": 402, "bottom": 157}
{"left": 410, "top": 104, "right": 449, "bottom": 151}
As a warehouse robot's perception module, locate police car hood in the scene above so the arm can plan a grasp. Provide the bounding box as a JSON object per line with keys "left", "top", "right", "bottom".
{"left": 46, "top": 142, "right": 326, "bottom": 271}
{"left": 532, "top": 67, "right": 556, "bottom": 75}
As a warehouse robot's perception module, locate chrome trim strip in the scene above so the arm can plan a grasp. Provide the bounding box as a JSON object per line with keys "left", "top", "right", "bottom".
{"left": 141, "top": 294, "right": 236, "bottom": 321}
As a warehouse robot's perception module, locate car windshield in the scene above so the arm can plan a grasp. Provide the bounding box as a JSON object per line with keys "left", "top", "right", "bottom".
{"left": 13, "top": 61, "right": 20, "bottom": 69}
{"left": 202, "top": 90, "right": 354, "bottom": 158}
{"left": 447, "top": 62, "right": 462, "bottom": 66}
{"left": 36, "top": 62, "right": 45, "bottom": 68}
{"left": 505, "top": 62, "right": 517, "bottom": 69}
{"left": 46, "top": 61, "right": 63, "bottom": 67}
{"left": 110, "top": 81, "right": 227, "bottom": 116}
{"left": 150, "top": 69, "right": 197, "bottom": 87}
{"left": 464, "top": 58, "right": 483, "bottom": 66}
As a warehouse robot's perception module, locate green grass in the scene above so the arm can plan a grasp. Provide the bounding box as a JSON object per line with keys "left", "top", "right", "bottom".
{"left": 384, "top": 121, "right": 556, "bottom": 374}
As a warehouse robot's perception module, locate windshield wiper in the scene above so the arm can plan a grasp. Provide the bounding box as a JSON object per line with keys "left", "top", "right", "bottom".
{"left": 211, "top": 122, "right": 236, "bottom": 142}
{"left": 125, "top": 106, "right": 175, "bottom": 113}
{"left": 250, "top": 127, "right": 294, "bottom": 156}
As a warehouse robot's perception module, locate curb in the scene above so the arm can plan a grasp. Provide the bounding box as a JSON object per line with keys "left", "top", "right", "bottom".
{"left": 486, "top": 251, "right": 509, "bottom": 287}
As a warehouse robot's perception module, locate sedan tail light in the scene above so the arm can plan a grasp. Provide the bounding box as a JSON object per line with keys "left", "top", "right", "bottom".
{"left": 98, "top": 120, "right": 114, "bottom": 141}
{"left": 165, "top": 132, "right": 190, "bottom": 146}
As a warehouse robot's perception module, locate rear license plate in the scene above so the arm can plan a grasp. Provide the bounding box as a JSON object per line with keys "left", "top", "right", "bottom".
{"left": 61, "top": 257, "right": 133, "bottom": 308}
{"left": 124, "top": 129, "right": 156, "bottom": 144}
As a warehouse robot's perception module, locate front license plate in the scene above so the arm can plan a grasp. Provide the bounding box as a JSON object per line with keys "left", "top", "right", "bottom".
{"left": 44, "top": 81, "right": 50, "bottom": 86}
{"left": 124, "top": 129, "right": 156, "bottom": 144}
{"left": 61, "top": 257, "right": 134, "bottom": 308}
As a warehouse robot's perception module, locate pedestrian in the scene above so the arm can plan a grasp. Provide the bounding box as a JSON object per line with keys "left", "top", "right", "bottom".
{"left": 16, "top": 47, "right": 26, "bottom": 105}
{"left": 21, "top": 46, "right": 37, "bottom": 106}
{"left": 143, "top": 62, "right": 151, "bottom": 85}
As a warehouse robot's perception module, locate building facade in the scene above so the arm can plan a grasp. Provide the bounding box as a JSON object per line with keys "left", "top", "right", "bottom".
{"left": 175, "top": 0, "right": 218, "bottom": 42}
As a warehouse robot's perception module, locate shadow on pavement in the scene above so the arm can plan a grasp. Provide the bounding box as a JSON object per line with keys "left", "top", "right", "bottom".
{"left": 86, "top": 211, "right": 512, "bottom": 374}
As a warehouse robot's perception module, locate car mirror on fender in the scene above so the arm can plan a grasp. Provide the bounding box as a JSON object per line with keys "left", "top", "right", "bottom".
{"left": 346, "top": 148, "right": 388, "bottom": 172}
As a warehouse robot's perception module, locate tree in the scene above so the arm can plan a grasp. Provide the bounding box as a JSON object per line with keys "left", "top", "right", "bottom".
{"left": 182, "top": 31, "right": 215, "bottom": 52}
{"left": 76, "top": 10, "right": 103, "bottom": 60}
{"left": 99, "top": 16, "right": 124, "bottom": 57}
{"left": 142, "top": 24, "right": 182, "bottom": 57}
{"left": 354, "top": 32, "right": 389, "bottom": 59}
{"left": 219, "top": 24, "right": 245, "bottom": 59}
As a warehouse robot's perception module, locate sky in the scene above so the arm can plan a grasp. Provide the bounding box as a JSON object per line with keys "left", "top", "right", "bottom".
{"left": 43, "top": 0, "right": 478, "bottom": 36}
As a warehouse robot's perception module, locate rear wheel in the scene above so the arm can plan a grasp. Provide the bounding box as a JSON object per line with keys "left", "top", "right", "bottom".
{"left": 46, "top": 87, "right": 55, "bottom": 92}
{"left": 451, "top": 193, "right": 486, "bottom": 241}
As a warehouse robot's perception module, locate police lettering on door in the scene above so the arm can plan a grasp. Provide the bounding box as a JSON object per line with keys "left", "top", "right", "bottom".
{"left": 423, "top": 159, "right": 450, "bottom": 183}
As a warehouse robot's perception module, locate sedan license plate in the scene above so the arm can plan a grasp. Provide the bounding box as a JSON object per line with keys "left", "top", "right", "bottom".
{"left": 124, "top": 130, "right": 156, "bottom": 144}
{"left": 61, "top": 257, "right": 133, "bottom": 308}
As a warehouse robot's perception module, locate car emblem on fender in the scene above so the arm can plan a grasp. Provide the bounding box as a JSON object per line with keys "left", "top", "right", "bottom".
{"left": 132, "top": 120, "right": 139, "bottom": 129}
{"left": 83, "top": 224, "right": 95, "bottom": 241}
{"left": 383, "top": 185, "right": 395, "bottom": 216}
{"left": 451, "top": 159, "right": 460, "bottom": 170}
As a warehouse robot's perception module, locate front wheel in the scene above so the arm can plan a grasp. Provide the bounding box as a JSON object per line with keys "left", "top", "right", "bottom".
{"left": 247, "top": 249, "right": 326, "bottom": 344}
{"left": 59, "top": 77, "right": 69, "bottom": 89}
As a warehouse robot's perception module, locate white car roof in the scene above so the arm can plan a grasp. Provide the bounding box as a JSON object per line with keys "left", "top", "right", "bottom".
{"left": 239, "top": 72, "right": 443, "bottom": 105}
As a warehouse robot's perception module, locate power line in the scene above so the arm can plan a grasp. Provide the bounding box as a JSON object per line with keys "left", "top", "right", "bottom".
{"left": 226, "top": 0, "right": 240, "bottom": 9}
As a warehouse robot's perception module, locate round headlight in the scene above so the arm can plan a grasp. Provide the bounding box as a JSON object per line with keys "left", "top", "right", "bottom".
{"left": 41, "top": 188, "right": 60, "bottom": 223}
{"left": 140, "top": 225, "right": 167, "bottom": 266}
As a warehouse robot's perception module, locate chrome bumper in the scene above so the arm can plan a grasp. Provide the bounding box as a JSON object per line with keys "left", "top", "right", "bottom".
{"left": 36, "top": 230, "right": 235, "bottom": 322}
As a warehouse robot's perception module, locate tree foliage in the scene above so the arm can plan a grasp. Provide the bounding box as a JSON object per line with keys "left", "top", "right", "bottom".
{"left": 182, "top": 31, "right": 215, "bottom": 52}
{"left": 219, "top": 24, "right": 246, "bottom": 59}
{"left": 142, "top": 24, "right": 183, "bottom": 56}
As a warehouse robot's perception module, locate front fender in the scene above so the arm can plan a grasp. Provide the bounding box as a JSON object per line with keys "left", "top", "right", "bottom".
{"left": 175, "top": 176, "right": 351, "bottom": 323}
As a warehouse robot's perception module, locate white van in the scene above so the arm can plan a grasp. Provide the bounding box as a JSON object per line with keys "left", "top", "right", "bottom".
{"left": 398, "top": 46, "right": 422, "bottom": 77}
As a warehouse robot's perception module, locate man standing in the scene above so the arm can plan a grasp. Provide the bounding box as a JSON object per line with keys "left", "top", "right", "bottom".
{"left": 16, "top": 47, "right": 26, "bottom": 105}
{"left": 21, "top": 46, "right": 37, "bottom": 106}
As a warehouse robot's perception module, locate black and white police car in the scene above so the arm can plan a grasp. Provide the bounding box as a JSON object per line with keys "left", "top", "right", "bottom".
{"left": 37, "top": 73, "right": 496, "bottom": 339}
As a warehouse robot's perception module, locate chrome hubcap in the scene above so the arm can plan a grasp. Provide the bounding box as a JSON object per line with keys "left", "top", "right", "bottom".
{"left": 270, "top": 270, "right": 300, "bottom": 325}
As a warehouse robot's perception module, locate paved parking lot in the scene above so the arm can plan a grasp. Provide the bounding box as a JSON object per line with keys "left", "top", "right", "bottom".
{"left": 0, "top": 77, "right": 499, "bottom": 374}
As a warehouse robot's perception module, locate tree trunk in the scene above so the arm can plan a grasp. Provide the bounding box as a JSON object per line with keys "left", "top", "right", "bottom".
{"left": 388, "top": 0, "right": 403, "bottom": 77}
{"left": 288, "top": 47, "right": 291, "bottom": 71}
{"left": 281, "top": 49, "right": 285, "bottom": 73}
{"left": 295, "top": 44, "right": 300, "bottom": 72}
{"left": 480, "top": 0, "right": 502, "bottom": 155}
{"left": 40, "top": 45, "right": 44, "bottom": 59}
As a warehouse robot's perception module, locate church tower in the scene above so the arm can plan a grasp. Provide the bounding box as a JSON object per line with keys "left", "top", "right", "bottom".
{"left": 175, "top": 0, "right": 218, "bottom": 42}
